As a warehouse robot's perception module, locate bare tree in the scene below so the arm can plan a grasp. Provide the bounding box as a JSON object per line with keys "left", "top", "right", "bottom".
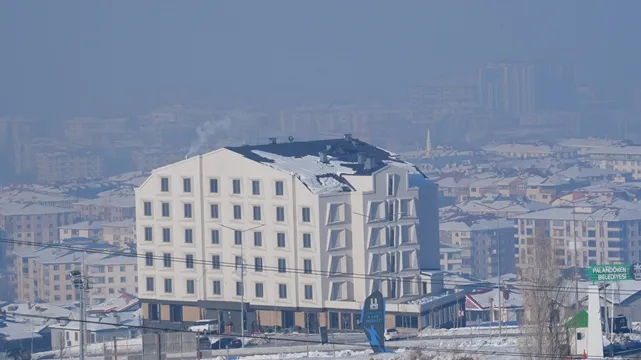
{"left": 518, "top": 235, "right": 572, "bottom": 359}
{"left": 57, "top": 334, "right": 67, "bottom": 360}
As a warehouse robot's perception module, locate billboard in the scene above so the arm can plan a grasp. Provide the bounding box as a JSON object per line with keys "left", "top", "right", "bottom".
{"left": 360, "top": 290, "right": 388, "bottom": 353}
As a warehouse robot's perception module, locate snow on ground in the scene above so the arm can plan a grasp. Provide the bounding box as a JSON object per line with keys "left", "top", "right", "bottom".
{"left": 33, "top": 338, "right": 142, "bottom": 359}
{"left": 417, "top": 326, "right": 521, "bottom": 338}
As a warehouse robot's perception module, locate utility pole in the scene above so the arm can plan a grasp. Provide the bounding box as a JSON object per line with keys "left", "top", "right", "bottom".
{"left": 240, "top": 237, "right": 246, "bottom": 348}
{"left": 496, "top": 219, "right": 502, "bottom": 337}
{"left": 70, "top": 269, "right": 90, "bottom": 360}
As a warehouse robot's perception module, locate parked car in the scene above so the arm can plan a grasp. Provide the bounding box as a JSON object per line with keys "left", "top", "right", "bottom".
{"left": 188, "top": 319, "right": 220, "bottom": 334}
{"left": 211, "top": 337, "right": 243, "bottom": 350}
{"left": 383, "top": 328, "right": 400, "bottom": 341}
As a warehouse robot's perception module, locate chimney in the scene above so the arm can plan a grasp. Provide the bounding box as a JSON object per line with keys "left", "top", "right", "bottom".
{"left": 357, "top": 153, "right": 367, "bottom": 165}
{"left": 269, "top": 137, "right": 277, "bottom": 145}
{"left": 344, "top": 133, "right": 352, "bottom": 141}
{"left": 364, "top": 157, "right": 375, "bottom": 170}
{"left": 318, "top": 151, "right": 329, "bottom": 163}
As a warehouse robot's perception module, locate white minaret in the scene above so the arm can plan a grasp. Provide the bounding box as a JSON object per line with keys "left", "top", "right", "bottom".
{"left": 425, "top": 127, "right": 432, "bottom": 158}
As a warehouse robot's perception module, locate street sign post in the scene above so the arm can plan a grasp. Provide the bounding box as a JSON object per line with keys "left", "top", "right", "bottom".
{"left": 585, "top": 263, "right": 641, "bottom": 283}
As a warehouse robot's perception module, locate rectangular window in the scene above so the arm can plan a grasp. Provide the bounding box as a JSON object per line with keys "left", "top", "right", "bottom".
{"left": 303, "top": 259, "right": 312, "bottom": 274}
{"left": 143, "top": 202, "right": 152, "bottom": 216}
{"left": 161, "top": 177, "right": 169, "bottom": 192}
{"left": 278, "top": 258, "right": 287, "bottom": 273}
{"left": 170, "top": 304, "right": 182, "bottom": 322}
{"left": 148, "top": 303, "right": 160, "bottom": 320}
{"left": 233, "top": 205, "right": 242, "bottom": 220}
{"left": 213, "top": 280, "right": 221, "bottom": 295}
{"left": 302, "top": 233, "right": 312, "bottom": 248}
{"left": 278, "top": 284, "right": 287, "bottom": 299}
{"left": 302, "top": 207, "right": 311, "bottom": 223}
{"left": 144, "top": 227, "right": 153, "bottom": 241}
{"left": 145, "top": 252, "right": 154, "bottom": 266}
{"left": 210, "top": 204, "right": 219, "bottom": 219}
{"left": 252, "top": 180, "right": 260, "bottom": 195}
{"left": 255, "top": 283, "right": 264, "bottom": 298}
{"left": 162, "top": 202, "right": 170, "bottom": 217}
{"left": 275, "top": 181, "right": 284, "bottom": 196}
{"left": 235, "top": 256, "right": 242, "bottom": 270}
{"left": 232, "top": 179, "right": 241, "bottom": 194}
{"left": 184, "top": 229, "right": 193, "bottom": 243}
{"left": 304, "top": 285, "right": 313, "bottom": 300}
{"left": 253, "top": 206, "right": 262, "bottom": 221}
{"left": 186, "top": 280, "right": 195, "bottom": 294}
{"left": 185, "top": 254, "right": 194, "bottom": 269}
{"left": 145, "top": 277, "right": 154, "bottom": 291}
{"left": 254, "top": 231, "right": 262, "bottom": 246}
{"left": 387, "top": 174, "right": 395, "bottom": 196}
{"left": 164, "top": 279, "right": 172, "bottom": 293}
{"left": 184, "top": 203, "right": 192, "bottom": 218}
{"left": 387, "top": 202, "right": 394, "bottom": 221}
{"left": 162, "top": 228, "right": 171, "bottom": 242}
{"left": 183, "top": 178, "right": 192, "bottom": 193}
{"left": 236, "top": 281, "right": 243, "bottom": 296}
{"left": 277, "top": 232, "right": 286, "bottom": 248}
{"left": 212, "top": 255, "right": 220, "bottom": 270}
{"left": 163, "top": 253, "right": 172, "bottom": 268}
{"left": 254, "top": 257, "right": 263, "bottom": 272}
{"left": 276, "top": 207, "right": 285, "bottom": 222}
{"left": 210, "top": 178, "right": 219, "bottom": 193}
{"left": 234, "top": 230, "right": 242, "bottom": 245}
{"left": 211, "top": 229, "right": 220, "bottom": 244}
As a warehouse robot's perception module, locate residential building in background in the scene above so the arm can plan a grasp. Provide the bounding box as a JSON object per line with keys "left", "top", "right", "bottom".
{"left": 137, "top": 136, "right": 461, "bottom": 333}
{"left": 440, "top": 218, "right": 516, "bottom": 279}
{"left": 0, "top": 204, "right": 78, "bottom": 247}
{"left": 35, "top": 149, "right": 103, "bottom": 183}
{"left": 514, "top": 205, "right": 641, "bottom": 274}
{"left": 101, "top": 219, "right": 136, "bottom": 247}
{"left": 10, "top": 242, "right": 137, "bottom": 304}
{"left": 58, "top": 221, "right": 105, "bottom": 242}
{"left": 439, "top": 242, "right": 463, "bottom": 273}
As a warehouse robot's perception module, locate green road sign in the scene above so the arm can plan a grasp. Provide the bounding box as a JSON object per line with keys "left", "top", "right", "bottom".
{"left": 585, "top": 263, "right": 641, "bottom": 282}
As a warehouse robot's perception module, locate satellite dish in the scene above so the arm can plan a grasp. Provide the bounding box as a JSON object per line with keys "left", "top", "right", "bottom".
{"left": 288, "top": 136, "right": 295, "bottom": 142}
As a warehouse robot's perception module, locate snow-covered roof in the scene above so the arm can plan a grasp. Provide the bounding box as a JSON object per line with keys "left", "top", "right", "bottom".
{"left": 467, "top": 289, "right": 524, "bottom": 310}
{"left": 440, "top": 218, "right": 515, "bottom": 232}
{"left": 225, "top": 137, "right": 429, "bottom": 195}
{"left": 516, "top": 206, "right": 641, "bottom": 222}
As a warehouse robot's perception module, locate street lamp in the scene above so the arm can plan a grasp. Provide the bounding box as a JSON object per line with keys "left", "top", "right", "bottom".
{"left": 219, "top": 223, "right": 264, "bottom": 348}
{"left": 69, "top": 269, "right": 90, "bottom": 360}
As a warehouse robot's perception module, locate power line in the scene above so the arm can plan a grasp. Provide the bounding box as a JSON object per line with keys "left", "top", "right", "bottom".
{"left": 0, "top": 236, "right": 626, "bottom": 296}
{"left": 5, "top": 310, "right": 578, "bottom": 359}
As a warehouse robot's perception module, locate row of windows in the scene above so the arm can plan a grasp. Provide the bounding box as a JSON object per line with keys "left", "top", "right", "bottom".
{"left": 144, "top": 252, "right": 315, "bottom": 274}
{"left": 144, "top": 277, "right": 314, "bottom": 300}
{"left": 142, "top": 201, "right": 312, "bottom": 223}
{"left": 143, "top": 227, "right": 313, "bottom": 248}
{"left": 160, "top": 177, "right": 286, "bottom": 197}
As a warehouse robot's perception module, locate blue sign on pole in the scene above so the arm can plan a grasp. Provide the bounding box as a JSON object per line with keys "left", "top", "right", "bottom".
{"left": 360, "top": 290, "right": 389, "bottom": 353}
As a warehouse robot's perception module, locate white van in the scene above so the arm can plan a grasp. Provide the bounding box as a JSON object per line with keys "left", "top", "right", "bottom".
{"left": 188, "top": 319, "right": 220, "bottom": 334}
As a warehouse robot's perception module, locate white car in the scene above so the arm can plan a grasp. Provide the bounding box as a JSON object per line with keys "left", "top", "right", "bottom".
{"left": 384, "top": 328, "right": 400, "bottom": 341}
{"left": 188, "top": 319, "right": 220, "bottom": 334}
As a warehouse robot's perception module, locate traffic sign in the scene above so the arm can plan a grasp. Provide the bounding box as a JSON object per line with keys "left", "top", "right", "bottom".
{"left": 585, "top": 263, "right": 641, "bottom": 282}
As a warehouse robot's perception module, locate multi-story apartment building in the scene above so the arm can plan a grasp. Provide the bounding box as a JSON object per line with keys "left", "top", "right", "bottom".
{"left": 11, "top": 243, "right": 137, "bottom": 304}
{"left": 585, "top": 146, "right": 641, "bottom": 179}
{"left": 137, "top": 136, "right": 462, "bottom": 333}
{"left": 132, "top": 148, "right": 186, "bottom": 172}
{"left": 440, "top": 218, "right": 516, "bottom": 279}
{"left": 0, "top": 203, "right": 79, "bottom": 247}
{"left": 514, "top": 205, "right": 641, "bottom": 274}
{"left": 58, "top": 221, "right": 106, "bottom": 242}
{"left": 439, "top": 243, "right": 463, "bottom": 273}
{"left": 74, "top": 194, "right": 135, "bottom": 222}
{"left": 35, "top": 149, "right": 103, "bottom": 184}
{"left": 101, "top": 219, "right": 136, "bottom": 246}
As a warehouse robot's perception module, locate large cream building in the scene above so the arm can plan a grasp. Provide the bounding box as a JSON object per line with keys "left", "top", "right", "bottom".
{"left": 136, "top": 136, "right": 457, "bottom": 333}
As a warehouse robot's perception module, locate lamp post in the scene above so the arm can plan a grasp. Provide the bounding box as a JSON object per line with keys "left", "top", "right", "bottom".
{"left": 220, "top": 223, "right": 264, "bottom": 348}
{"left": 69, "top": 269, "right": 90, "bottom": 360}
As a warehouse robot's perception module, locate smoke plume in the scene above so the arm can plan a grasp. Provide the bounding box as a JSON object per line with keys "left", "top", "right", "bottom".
{"left": 186, "top": 116, "right": 232, "bottom": 158}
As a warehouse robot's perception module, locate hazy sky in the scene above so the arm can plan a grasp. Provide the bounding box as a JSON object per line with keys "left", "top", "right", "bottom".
{"left": 1, "top": 0, "right": 640, "bottom": 118}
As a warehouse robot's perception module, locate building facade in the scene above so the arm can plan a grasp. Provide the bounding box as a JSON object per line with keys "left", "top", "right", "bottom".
{"left": 514, "top": 206, "right": 641, "bottom": 274}
{"left": 137, "top": 137, "right": 452, "bottom": 333}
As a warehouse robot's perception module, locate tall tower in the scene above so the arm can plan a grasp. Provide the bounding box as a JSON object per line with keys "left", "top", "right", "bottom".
{"left": 425, "top": 127, "right": 432, "bottom": 158}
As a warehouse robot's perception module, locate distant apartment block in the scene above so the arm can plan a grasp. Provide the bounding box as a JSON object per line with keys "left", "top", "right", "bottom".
{"left": 101, "top": 219, "right": 136, "bottom": 246}
{"left": 11, "top": 243, "right": 138, "bottom": 304}
{"left": 439, "top": 243, "right": 463, "bottom": 273}
{"left": 136, "top": 136, "right": 464, "bottom": 333}
{"left": 514, "top": 206, "right": 641, "bottom": 275}
{"left": 440, "top": 218, "right": 516, "bottom": 280}
{"left": 58, "top": 221, "right": 105, "bottom": 242}
{"left": 585, "top": 146, "right": 641, "bottom": 180}
{"left": 0, "top": 203, "right": 78, "bottom": 247}
{"left": 74, "top": 195, "right": 135, "bottom": 222}
{"left": 35, "top": 150, "right": 102, "bottom": 183}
